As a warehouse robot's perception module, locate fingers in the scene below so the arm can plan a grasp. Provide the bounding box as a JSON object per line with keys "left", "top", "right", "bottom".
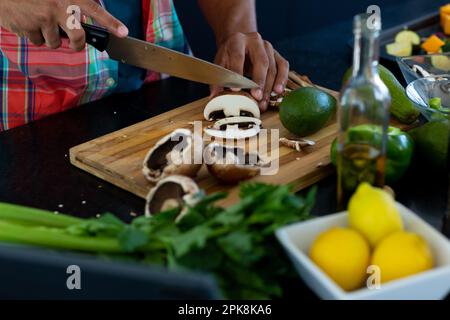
{"left": 212, "top": 32, "right": 289, "bottom": 113}
{"left": 248, "top": 36, "right": 269, "bottom": 102}
{"left": 60, "top": 24, "right": 86, "bottom": 51}
{"left": 26, "top": 30, "right": 45, "bottom": 46}
{"left": 260, "top": 41, "right": 277, "bottom": 112}
{"left": 41, "top": 23, "right": 61, "bottom": 49}
{"left": 79, "top": 0, "right": 128, "bottom": 37}
{"left": 57, "top": 10, "right": 86, "bottom": 51}
{"left": 274, "top": 51, "right": 290, "bottom": 94}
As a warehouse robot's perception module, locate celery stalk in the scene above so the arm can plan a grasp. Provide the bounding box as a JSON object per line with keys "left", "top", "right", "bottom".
{"left": 0, "top": 202, "right": 84, "bottom": 228}
{"left": 0, "top": 221, "right": 122, "bottom": 253}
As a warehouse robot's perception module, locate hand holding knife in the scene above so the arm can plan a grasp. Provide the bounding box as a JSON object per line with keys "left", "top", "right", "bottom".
{"left": 61, "top": 23, "right": 259, "bottom": 89}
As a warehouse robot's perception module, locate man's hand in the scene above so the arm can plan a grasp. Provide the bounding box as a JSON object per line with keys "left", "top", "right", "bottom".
{"left": 212, "top": 32, "right": 289, "bottom": 112}
{"left": 198, "top": 0, "right": 289, "bottom": 112}
{"left": 0, "top": 0, "right": 128, "bottom": 51}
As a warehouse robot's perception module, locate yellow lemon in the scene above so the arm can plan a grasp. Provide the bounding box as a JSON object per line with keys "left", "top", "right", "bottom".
{"left": 310, "top": 227, "right": 371, "bottom": 291}
{"left": 371, "top": 231, "right": 434, "bottom": 283}
{"left": 348, "top": 183, "right": 403, "bottom": 247}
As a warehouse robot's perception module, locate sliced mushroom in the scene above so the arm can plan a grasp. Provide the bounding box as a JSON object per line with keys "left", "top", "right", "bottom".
{"left": 204, "top": 116, "right": 262, "bottom": 140}
{"left": 279, "top": 137, "right": 316, "bottom": 152}
{"left": 269, "top": 88, "right": 291, "bottom": 108}
{"left": 145, "top": 175, "right": 200, "bottom": 220}
{"left": 204, "top": 143, "right": 269, "bottom": 184}
{"left": 204, "top": 91, "right": 260, "bottom": 121}
{"left": 143, "top": 128, "right": 202, "bottom": 183}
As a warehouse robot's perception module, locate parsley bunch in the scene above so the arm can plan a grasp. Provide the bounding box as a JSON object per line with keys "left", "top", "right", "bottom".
{"left": 0, "top": 183, "right": 316, "bottom": 299}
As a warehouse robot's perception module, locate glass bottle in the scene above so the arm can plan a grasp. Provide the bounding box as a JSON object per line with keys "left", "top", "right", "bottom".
{"left": 337, "top": 13, "right": 391, "bottom": 209}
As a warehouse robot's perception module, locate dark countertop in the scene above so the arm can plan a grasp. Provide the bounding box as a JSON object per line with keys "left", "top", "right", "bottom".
{"left": 0, "top": 0, "right": 449, "bottom": 299}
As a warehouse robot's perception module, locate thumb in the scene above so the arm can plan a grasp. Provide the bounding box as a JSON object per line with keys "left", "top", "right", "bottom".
{"left": 209, "top": 85, "right": 223, "bottom": 99}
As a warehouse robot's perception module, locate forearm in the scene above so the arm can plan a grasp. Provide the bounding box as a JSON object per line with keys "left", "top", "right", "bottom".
{"left": 201, "top": 0, "right": 289, "bottom": 109}
{"left": 198, "top": 0, "right": 257, "bottom": 45}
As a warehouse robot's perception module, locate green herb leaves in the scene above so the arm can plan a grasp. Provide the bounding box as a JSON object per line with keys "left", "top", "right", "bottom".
{"left": 0, "top": 183, "right": 316, "bottom": 299}
{"left": 159, "top": 183, "right": 317, "bottom": 299}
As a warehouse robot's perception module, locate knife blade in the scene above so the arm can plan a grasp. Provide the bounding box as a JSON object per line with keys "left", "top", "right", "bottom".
{"left": 63, "top": 23, "right": 259, "bottom": 89}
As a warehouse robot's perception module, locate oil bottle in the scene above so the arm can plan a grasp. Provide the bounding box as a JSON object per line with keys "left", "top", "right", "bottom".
{"left": 337, "top": 13, "right": 391, "bottom": 209}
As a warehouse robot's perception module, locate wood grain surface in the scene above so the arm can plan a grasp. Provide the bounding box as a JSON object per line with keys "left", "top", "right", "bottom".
{"left": 70, "top": 72, "right": 413, "bottom": 206}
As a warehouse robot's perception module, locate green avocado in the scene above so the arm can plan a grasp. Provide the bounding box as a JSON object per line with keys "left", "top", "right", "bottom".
{"left": 279, "top": 87, "right": 337, "bottom": 137}
{"left": 343, "top": 64, "right": 420, "bottom": 124}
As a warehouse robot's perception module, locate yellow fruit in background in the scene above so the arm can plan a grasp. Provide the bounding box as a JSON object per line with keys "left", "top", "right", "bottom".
{"left": 310, "top": 227, "right": 370, "bottom": 291}
{"left": 348, "top": 183, "right": 403, "bottom": 247}
{"left": 371, "top": 232, "right": 434, "bottom": 283}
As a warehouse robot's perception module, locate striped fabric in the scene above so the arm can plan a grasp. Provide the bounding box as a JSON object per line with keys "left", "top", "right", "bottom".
{"left": 0, "top": 0, "right": 187, "bottom": 131}
{"left": 142, "top": 0, "right": 188, "bottom": 83}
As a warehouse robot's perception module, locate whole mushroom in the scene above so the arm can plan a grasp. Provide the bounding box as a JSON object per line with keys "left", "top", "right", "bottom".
{"left": 143, "top": 128, "right": 202, "bottom": 183}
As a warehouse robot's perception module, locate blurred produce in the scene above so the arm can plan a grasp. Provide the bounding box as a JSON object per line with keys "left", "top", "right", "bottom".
{"left": 348, "top": 183, "right": 403, "bottom": 247}
{"left": 330, "top": 125, "right": 414, "bottom": 184}
{"left": 409, "top": 119, "right": 449, "bottom": 169}
{"left": 0, "top": 183, "right": 317, "bottom": 299}
{"left": 371, "top": 232, "right": 434, "bottom": 283}
{"left": 343, "top": 65, "right": 420, "bottom": 124}
{"left": 310, "top": 227, "right": 370, "bottom": 291}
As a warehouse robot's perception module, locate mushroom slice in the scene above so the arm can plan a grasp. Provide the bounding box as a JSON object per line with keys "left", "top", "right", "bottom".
{"left": 269, "top": 88, "right": 292, "bottom": 108}
{"left": 145, "top": 175, "right": 200, "bottom": 220}
{"left": 204, "top": 116, "right": 262, "bottom": 140}
{"left": 143, "top": 128, "right": 202, "bottom": 183}
{"left": 204, "top": 143, "right": 269, "bottom": 184}
{"left": 279, "top": 137, "right": 316, "bottom": 152}
{"left": 204, "top": 91, "right": 260, "bottom": 121}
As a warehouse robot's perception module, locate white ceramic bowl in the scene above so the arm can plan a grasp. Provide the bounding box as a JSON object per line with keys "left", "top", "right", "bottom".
{"left": 276, "top": 203, "right": 450, "bottom": 300}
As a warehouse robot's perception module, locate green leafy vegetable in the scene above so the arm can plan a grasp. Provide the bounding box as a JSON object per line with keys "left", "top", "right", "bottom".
{"left": 0, "top": 183, "right": 316, "bottom": 299}
{"left": 429, "top": 97, "right": 442, "bottom": 110}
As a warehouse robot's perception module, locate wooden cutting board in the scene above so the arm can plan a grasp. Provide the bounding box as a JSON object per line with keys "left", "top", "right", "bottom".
{"left": 69, "top": 72, "right": 412, "bottom": 206}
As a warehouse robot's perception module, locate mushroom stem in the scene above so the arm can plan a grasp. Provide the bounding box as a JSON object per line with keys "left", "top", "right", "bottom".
{"left": 204, "top": 116, "right": 262, "bottom": 140}
{"left": 279, "top": 137, "right": 316, "bottom": 152}
{"left": 269, "top": 88, "right": 292, "bottom": 109}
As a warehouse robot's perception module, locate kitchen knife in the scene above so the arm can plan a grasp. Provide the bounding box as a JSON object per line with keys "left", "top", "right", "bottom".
{"left": 61, "top": 23, "right": 259, "bottom": 89}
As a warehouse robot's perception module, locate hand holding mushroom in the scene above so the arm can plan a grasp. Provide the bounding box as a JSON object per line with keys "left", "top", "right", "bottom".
{"left": 197, "top": 0, "right": 289, "bottom": 112}
{"left": 212, "top": 33, "right": 289, "bottom": 112}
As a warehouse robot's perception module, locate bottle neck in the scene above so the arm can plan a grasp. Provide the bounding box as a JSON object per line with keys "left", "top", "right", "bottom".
{"left": 352, "top": 30, "right": 380, "bottom": 79}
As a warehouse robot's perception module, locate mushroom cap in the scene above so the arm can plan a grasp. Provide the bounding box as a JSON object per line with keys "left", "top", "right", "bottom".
{"left": 145, "top": 175, "right": 200, "bottom": 219}
{"left": 208, "top": 163, "right": 260, "bottom": 184}
{"left": 204, "top": 91, "right": 260, "bottom": 121}
{"left": 204, "top": 116, "right": 261, "bottom": 140}
{"left": 204, "top": 143, "right": 266, "bottom": 184}
{"left": 142, "top": 128, "right": 202, "bottom": 183}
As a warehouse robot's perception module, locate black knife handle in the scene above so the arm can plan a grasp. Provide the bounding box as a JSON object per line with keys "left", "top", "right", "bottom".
{"left": 60, "top": 23, "right": 110, "bottom": 52}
